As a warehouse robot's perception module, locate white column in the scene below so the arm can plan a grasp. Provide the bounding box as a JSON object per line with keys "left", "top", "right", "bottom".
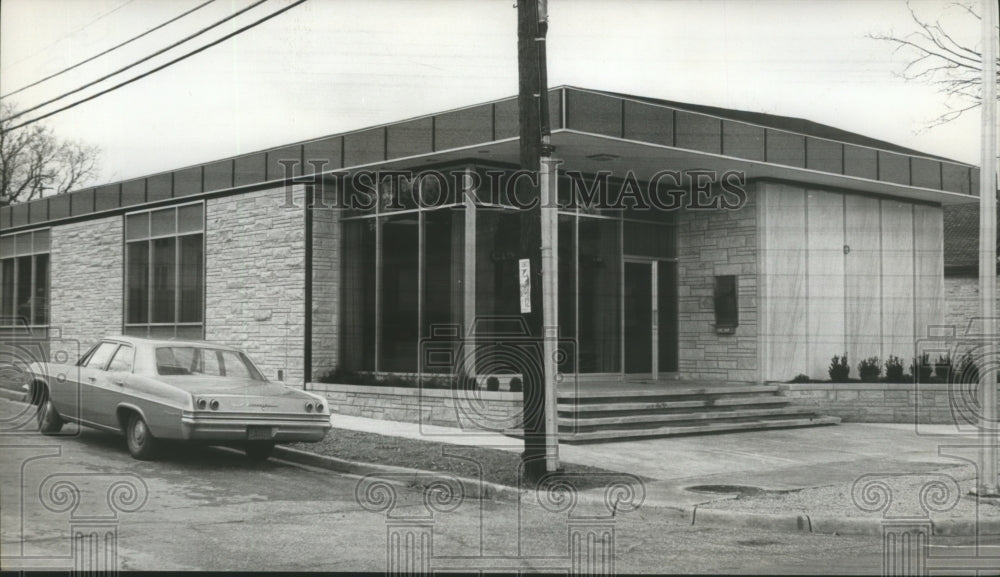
{"left": 978, "top": 0, "right": 998, "bottom": 497}
{"left": 540, "top": 155, "right": 560, "bottom": 472}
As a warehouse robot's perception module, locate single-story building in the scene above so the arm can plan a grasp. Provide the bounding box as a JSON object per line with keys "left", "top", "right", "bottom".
{"left": 0, "top": 86, "right": 984, "bottom": 434}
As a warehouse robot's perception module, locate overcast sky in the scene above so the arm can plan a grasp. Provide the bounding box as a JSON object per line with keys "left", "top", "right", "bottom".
{"left": 0, "top": 0, "right": 986, "bottom": 189}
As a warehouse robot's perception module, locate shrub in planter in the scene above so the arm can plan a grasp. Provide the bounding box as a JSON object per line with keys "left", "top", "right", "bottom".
{"left": 934, "top": 354, "right": 951, "bottom": 381}
{"left": 857, "top": 356, "right": 881, "bottom": 383}
{"left": 382, "top": 373, "right": 413, "bottom": 388}
{"left": 952, "top": 352, "right": 980, "bottom": 383}
{"left": 317, "top": 367, "right": 349, "bottom": 385}
{"left": 427, "top": 374, "right": 458, "bottom": 389}
{"left": 318, "top": 367, "right": 378, "bottom": 386}
{"left": 788, "top": 374, "right": 811, "bottom": 383}
{"left": 910, "top": 352, "right": 933, "bottom": 383}
{"left": 828, "top": 353, "right": 850, "bottom": 382}
{"left": 449, "top": 372, "right": 476, "bottom": 390}
{"left": 884, "top": 355, "right": 907, "bottom": 383}
{"left": 509, "top": 376, "right": 523, "bottom": 392}
{"left": 486, "top": 376, "right": 500, "bottom": 392}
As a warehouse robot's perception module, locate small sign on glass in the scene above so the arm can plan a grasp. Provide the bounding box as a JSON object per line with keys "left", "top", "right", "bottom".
{"left": 518, "top": 258, "right": 531, "bottom": 314}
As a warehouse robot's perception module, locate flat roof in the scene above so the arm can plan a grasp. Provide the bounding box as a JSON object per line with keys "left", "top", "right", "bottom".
{"left": 1, "top": 86, "right": 979, "bottom": 233}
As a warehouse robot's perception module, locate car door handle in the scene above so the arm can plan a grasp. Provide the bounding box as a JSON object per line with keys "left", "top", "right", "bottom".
{"left": 87, "top": 377, "right": 96, "bottom": 383}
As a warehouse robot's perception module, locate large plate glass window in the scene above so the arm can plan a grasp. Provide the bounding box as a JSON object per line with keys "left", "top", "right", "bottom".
{"left": 340, "top": 171, "right": 465, "bottom": 374}
{"left": 124, "top": 202, "right": 204, "bottom": 339}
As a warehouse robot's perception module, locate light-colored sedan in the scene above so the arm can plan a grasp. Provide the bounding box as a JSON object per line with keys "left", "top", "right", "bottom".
{"left": 29, "top": 336, "right": 331, "bottom": 461}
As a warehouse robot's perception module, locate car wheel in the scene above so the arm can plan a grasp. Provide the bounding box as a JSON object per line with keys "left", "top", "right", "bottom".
{"left": 125, "top": 413, "right": 158, "bottom": 460}
{"left": 245, "top": 442, "right": 275, "bottom": 462}
{"left": 37, "top": 398, "right": 63, "bottom": 434}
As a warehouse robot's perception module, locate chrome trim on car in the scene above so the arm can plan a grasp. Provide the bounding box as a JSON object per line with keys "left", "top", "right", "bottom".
{"left": 181, "top": 411, "right": 331, "bottom": 425}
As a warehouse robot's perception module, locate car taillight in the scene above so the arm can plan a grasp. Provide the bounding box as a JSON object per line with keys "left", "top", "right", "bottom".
{"left": 197, "top": 398, "right": 207, "bottom": 410}
{"left": 316, "top": 403, "right": 324, "bottom": 413}
{"left": 305, "top": 402, "right": 314, "bottom": 412}
{"left": 209, "top": 399, "right": 220, "bottom": 411}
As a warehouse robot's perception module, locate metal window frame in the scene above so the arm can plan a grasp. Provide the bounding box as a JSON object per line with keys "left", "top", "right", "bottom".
{"left": 123, "top": 201, "right": 205, "bottom": 338}
{"left": 0, "top": 227, "right": 52, "bottom": 328}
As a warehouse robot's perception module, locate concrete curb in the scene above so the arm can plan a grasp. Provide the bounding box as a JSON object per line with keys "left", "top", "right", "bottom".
{"left": 690, "top": 506, "right": 1000, "bottom": 536}
{"left": 807, "top": 515, "right": 883, "bottom": 536}
{"left": 692, "top": 507, "right": 813, "bottom": 533}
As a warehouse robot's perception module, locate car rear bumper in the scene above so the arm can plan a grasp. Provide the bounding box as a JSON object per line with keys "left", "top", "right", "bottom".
{"left": 180, "top": 411, "right": 331, "bottom": 443}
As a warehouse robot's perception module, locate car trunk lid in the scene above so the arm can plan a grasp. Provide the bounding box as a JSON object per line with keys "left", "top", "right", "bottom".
{"left": 159, "top": 376, "right": 317, "bottom": 414}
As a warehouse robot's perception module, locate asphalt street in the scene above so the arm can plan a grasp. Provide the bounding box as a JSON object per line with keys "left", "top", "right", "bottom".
{"left": 0, "top": 398, "right": 993, "bottom": 574}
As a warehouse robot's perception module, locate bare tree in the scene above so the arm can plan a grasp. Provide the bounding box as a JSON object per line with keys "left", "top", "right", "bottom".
{"left": 0, "top": 101, "right": 101, "bottom": 207}
{"left": 870, "top": 0, "right": 999, "bottom": 126}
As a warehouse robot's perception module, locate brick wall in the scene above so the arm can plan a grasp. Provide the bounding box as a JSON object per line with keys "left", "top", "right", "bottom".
{"left": 311, "top": 202, "right": 339, "bottom": 380}
{"left": 781, "top": 381, "right": 980, "bottom": 424}
{"left": 205, "top": 185, "right": 306, "bottom": 384}
{"left": 310, "top": 382, "right": 524, "bottom": 430}
{"left": 675, "top": 190, "right": 758, "bottom": 381}
{"left": 49, "top": 215, "right": 123, "bottom": 356}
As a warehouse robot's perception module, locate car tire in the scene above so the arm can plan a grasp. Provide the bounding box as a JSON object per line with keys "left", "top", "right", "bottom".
{"left": 245, "top": 442, "right": 275, "bottom": 462}
{"left": 37, "top": 398, "right": 63, "bottom": 435}
{"left": 125, "top": 413, "right": 158, "bottom": 460}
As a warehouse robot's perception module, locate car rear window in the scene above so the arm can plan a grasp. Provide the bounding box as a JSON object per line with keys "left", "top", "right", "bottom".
{"left": 155, "top": 346, "right": 265, "bottom": 380}
{"left": 85, "top": 342, "right": 119, "bottom": 370}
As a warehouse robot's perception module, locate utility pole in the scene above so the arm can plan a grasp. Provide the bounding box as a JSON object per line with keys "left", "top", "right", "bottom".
{"left": 517, "top": 0, "right": 558, "bottom": 482}
{"left": 977, "top": 0, "right": 999, "bottom": 498}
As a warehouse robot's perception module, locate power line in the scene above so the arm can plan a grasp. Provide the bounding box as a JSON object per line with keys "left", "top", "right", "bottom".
{"left": 4, "top": 0, "right": 270, "bottom": 122}
{"left": 5, "top": 0, "right": 308, "bottom": 133}
{"left": 2, "top": 0, "right": 218, "bottom": 100}
{"left": 2, "top": 0, "right": 138, "bottom": 71}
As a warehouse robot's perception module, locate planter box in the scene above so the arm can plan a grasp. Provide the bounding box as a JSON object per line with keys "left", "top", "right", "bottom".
{"left": 307, "top": 382, "right": 524, "bottom": 429}
{"left": 778, "top": 381, "right": 963, "bottom": 424}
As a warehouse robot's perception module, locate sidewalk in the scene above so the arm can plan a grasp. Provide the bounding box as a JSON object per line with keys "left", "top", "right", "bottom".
{"left": 325, "top": 413, "right": 1000, "bottom": 535}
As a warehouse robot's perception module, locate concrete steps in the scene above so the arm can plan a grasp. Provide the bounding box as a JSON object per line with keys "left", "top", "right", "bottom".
{"left": 557, "top": 382, "right": 839, "bottom": 443}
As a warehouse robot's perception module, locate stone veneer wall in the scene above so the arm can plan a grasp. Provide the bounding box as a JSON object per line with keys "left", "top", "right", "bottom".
{"left": 310, "top": 203, "right": 339, "bottom": 380}
{"left": 309, "top": 383, "right": 524, "bottom": 430}
{"left": 781, "top": 381, "right": 981, "bottom": 424}
{"left": 675, "top": 189, "right": 758, "bottom": 382}
{"left": 49, "top": 215, "right": 123, "bottom": 356}
{"left": 944, "top": 275, "right": 1000, "bottom": 335}
{"left": 205, "top": 185, "right": 306, "bottom": 384}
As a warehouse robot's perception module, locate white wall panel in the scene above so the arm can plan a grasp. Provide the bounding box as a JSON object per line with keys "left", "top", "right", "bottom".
{"left": 914, "top": 205, "right": 944, "bottom": 340}
{"left": 844, "top": 196, "right": 882, "bottom": 372}
{"left": 763, "top": 183, "right": 807, "bottom": 380}
{"left": 759, "top": 183, "right": 938, "bottom": 383}
{"left": 806, "top": 190, "right": 846, "bottom": 377}
{"left": 881, "top": 200, "right": 915, "bottom": 364}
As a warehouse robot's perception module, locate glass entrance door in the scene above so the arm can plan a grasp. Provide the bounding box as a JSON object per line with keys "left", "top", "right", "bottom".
{"left": 624, "top": 261, "right": 654, "bottom": 375}
{"left": 624, "top": 260, "right": 677, "bottom": 377}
